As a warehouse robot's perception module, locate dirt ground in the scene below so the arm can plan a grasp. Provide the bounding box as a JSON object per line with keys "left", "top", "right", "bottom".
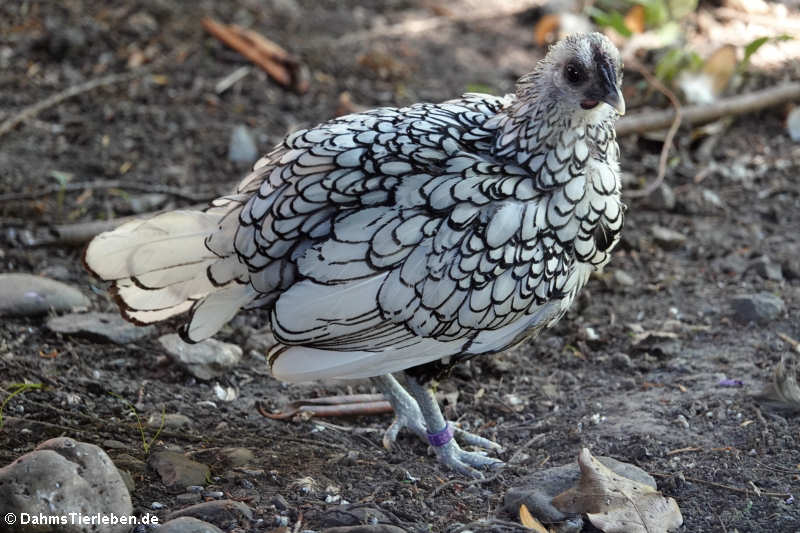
{"left": 2, "top": 1, "right": 799, "bottom": 532}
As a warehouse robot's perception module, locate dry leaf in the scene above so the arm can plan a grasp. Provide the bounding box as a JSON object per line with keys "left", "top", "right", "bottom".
{"left": 703, "top": 45, "right": 737, "bottom": 96}
{"left": 519, "top": 504, "right": 550, "bottom": 533}
{"left": 553, "top": 449, "right": 683, "bottom": 533}
{"left": 760, "top": 355, "right": 800, "bottom": 410}
{"left": 624, "top": 5, "right": 646, "bottom": 34}
{"left": 534, "top": 14, "right": 560, "bottom": 46}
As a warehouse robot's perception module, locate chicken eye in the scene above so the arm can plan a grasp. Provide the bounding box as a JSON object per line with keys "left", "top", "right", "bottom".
{"left": 564, "top": 63, "right": 584, "bottom": 84}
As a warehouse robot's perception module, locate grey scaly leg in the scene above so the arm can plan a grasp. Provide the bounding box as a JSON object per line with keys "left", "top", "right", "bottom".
{"left": 372, "top": 373, "right": 504, "bottom": 478}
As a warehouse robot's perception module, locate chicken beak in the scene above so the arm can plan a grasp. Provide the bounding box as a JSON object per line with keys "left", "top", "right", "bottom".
{"left": 603, "top": 87, "right": 625, "bottom": 116}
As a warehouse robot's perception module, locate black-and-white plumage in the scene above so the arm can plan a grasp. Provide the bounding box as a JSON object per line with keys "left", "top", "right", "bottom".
{"left": 85, "top": 33, "right": 625, "bottom": 476}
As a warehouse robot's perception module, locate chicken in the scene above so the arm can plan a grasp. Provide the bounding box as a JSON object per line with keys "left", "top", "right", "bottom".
{"left": 84, "top": 33, "right": 625, "bottom": 477}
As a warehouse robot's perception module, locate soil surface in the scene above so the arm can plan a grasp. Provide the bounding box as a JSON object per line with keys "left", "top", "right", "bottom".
{"left": 2, "top": 1, "right": 799, "bottom": 532}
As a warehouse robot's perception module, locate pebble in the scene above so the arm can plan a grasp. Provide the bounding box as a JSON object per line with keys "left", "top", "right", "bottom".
{"left": 271, "top": 494, "right": 290, "bottom": 511}
{"left": 613, "top": 269, "right": 635, "bottom": 286}
{"left": 650, "top": 225, "right": 687, "bottom": 250}
{"left": 152, "top": 502, "right": 166, "bottom": 510}
{"left": 787, "top": 106, "right": 800, "bottom": 141}
{"left": 749, "top": 256, "right": 783, "bottom": 281}
{"left": 504, "top": 455, "right": 656, "bottom": 527}
{"left": 701, "top": 188, "right": 724, "bottom": 208}
{"left": 157, "top": 517, "right": 224, "bottom": 533}
{"left": 609, "top": 352, "right": 633, "bottom": 370}
{"left": 645, "top": 183, "right": 676, "bottom": 211}
{"left": 128, "top": 193, "right": 169, "bottom": 214}
{"left": 0, "top": 437, "right": 132, "bottom": 533}
{"left": 204, "top": 491, "right": 225, "bottom": 499}
{"left": 159, "top": 334, "right": 243, "bottom": 380}
{"left": 113, "top": 453, "right": 146, "bottom": 472}
{"left": 47, "top": 311, "right": 154, "bottom": 344}
{"left": 220, "top": 447, "right": 254, "bottom": 467}
{"left": 165, "top": 500, "right": 254, "bottom": 530}
{"left": 730, "top": 293, "right": 785, "bottom": 324}
{"left": 0, "top": 273, "right": 89, "bottom": 317}
{"left": 148, "top": 412, "right": 194, "bottom": 429}
{"left": 148, "top": 451, "right": 211, "bottom": 488}
{"left": 321, "top": 505, "right": 392, "bottom": 528}
{"left": 177, "top": 492, "right": 203, "bottom": 504}
{"left": 228, "top": 125, "right": 258, "bottom": 165}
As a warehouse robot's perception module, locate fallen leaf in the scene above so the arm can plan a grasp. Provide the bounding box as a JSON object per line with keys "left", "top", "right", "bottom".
{"left": 703, "top": 44, "right": 737, "bottom": 96}
{"left": 624, "top": 5, "right": 646, "bottom": 34}
{"left": 519, "top": 504, "right": 549, "bottom": 533}
{"left": 534, "top": 14, "right": 560, "bottom": 46}
{"left": 553, "top": 449, "right": 683, "bottom": 533}
{"left": 761, "top": 355, "right": 800, "bottom": 410}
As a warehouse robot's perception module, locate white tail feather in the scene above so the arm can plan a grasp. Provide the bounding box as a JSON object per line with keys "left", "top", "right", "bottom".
{"left": 85, "top": 206, "right": 252, "bottom": 339}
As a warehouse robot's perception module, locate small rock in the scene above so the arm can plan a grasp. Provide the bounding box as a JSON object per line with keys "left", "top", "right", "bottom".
{"left": 159, "top": 334, "right": 243, "bottom": 380}
{"left": 645, "top": 184, "right": 676, "bottom": 211}
{"left": 228, "top": 125, "right": 258, "bottom": 165}
{"left": 613, "top": 269, "right": 635, "bottom": 287}
{"left": 177, "top": 492, "right": 203, "bottom": 504}
{"left": 504, "top": 455, "right": 655, "bottom": 526}
{"left": 321, "top": 505, "right": 393, "bottom": 527}
{"left": 152, "top": 502, "right": 166, "bottom": 510}
{"left": 749, "top": 256, "right": 783, "bottom": 281}
{"left": 103, "top": 439, "right": 128, "bottom": 450}
{"left": 148, "top": 412, "right": 194, "bottom": 429}
{"left": 712, "top": 253, "right": 748, "bottom": 276}
{"left": 0, "top": 273, "right": 89, "bottom": 317}
{"left": 166, "top": 500, "right": 253, "bottom": 530}
{"left": 787, "top": 106, "right": 800, "bottom": 141}
{"left": 113, "top": 453, "right": 146, "bottom": 472}
{"left": 128, "top": 193, "right": 169, "bottom": 214}
{"left": 731, "top": 293, "right": 785, "bottom": 323}
{"left": 158, "top": 517, "right": 224, "bottom": 533}
{"left": 47, "top": 312, "right": 154, "bottom": 344}
{"left": 271, "top": 494, "right": 290, "bottom": 511}
{"left": 148, "top": 451, "right": 210, "bottom": 488}
{"left": 204, "top": 491, "right": 225, "bottom": 499}
{"left": 701, "top": 188, "right": 724, "bottom": 208}
{"left": 650, "top": 225, "right": 687, "bottom": 250}
{"left": 0, "top": 437, "right": 132, "bottom": 533}
{"left": 39, "top": 264, "right": 72, "bottom": 281}
{"left": 220, "top": 447, "right": 254, "bottom": 467}
{"left": 118, "top": 468, "right": 136, "bottom": 492}
{"left": 609, "top": 352, "right": 632, "bottom": 370}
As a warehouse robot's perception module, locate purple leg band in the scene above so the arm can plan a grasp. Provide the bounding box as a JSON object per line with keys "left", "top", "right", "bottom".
{"left": 427, "top": 423, "right": 454, "bottom": 447}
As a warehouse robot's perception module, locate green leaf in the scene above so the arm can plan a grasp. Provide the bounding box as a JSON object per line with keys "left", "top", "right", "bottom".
{"left": 588, "top": 7, "right": 633, "bottom": 37}
{"left": 741, "top": 34, "right": 794, "bottom": 72}
{"left": 49, "top": 170, "right": 73, "bottom": 187}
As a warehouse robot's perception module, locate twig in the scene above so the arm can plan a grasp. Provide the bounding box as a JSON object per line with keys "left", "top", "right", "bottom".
{"left": 1, "top": 70, "right": 155, "bottom": 139}
{"left": 0, "top": 179, "right": 218, "bottom": 203}
{"left": 319, "top": 0, "right": 543, "bottom": 47}
{"left": 623, "top": 59, "right": 682, "bottom": 199}
{"left": 257, "top": 394, "right": 392, "bottom": 420}
{"left": 616, "top": 82, "right": 800, "bottom": 137}
{"left": 38, "top": 202, "right": 208, "bottom": 247}
{"left": 778, "top": 332, "right": 800, "bottom": 354}
{"left": 651, "top": 472, "right": 790, "bottom": 498}
{"left": 202, "top": 18, "right": 306, "bottom": 93}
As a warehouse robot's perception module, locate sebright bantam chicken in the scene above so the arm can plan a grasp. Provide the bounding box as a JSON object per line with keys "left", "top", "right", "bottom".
{"left": 85, "top": 33, "right": 625, "bottom": 477}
